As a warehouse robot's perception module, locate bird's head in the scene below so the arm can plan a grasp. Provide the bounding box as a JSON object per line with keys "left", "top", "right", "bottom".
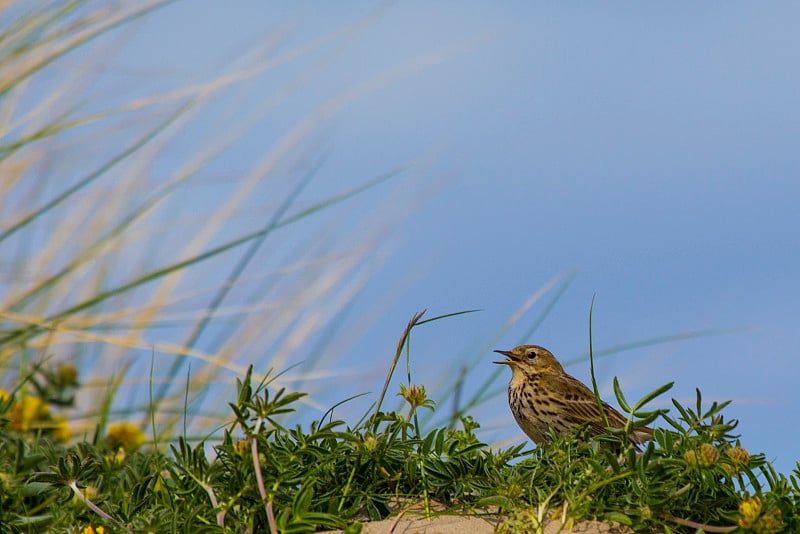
{"left": 493, "top": 345, "right": 565, "bottom": 374}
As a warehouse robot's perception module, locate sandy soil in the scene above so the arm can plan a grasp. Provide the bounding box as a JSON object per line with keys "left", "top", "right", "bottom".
{"left": 320, "top": 506, "right": 634, "bottom": 534}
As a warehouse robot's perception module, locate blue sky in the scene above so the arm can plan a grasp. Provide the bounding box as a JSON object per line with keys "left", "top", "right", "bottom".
{"left": 62, "top": 2, "right": 800, "bottom": 473}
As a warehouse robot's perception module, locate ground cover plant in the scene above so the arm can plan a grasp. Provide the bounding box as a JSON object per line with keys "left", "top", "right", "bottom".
{"left": 1, "top": 311, "right": 798, "bottom": 533}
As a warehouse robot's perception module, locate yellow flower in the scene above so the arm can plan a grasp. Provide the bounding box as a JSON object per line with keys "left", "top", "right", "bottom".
{"left": 0, "top": 388, "right": 10, "bottom": 403}
{"left": 9, "top": 396, "right": 50, "bottom": 433}
{"left": 722, "top": 462, "right": 736, "bottom": 475}
{"left": 105, "top": 447, "right": 126, "bottom": 466}
{"left": 685, "top": 444, "right": 720, "bottom": 469}
{"left": 759, "top": 508, "right": 784, "bottom": 532}
{"left": 398, "top": 383, "right": 434, "bottom": 411}
{"left": 738, "top": 496, "right": 785, "bottom": 533}
{"left": 57, "top": 364, "right": 79, "bottom": 386}
{"left": 360, "top": 435, "right": 380, "bottom": 453}
{"left": 723, "top": 446, "right": 750, "bottom": 475}
{"left": 699, "top": 443, "right": 719, "bottom": 467}
{"left": 738, "top": 496, "right": 761, "bottom": 527}
{"left": 106, "top": 422, "right": 145, "bottom": 452}
{"left": 727, "top": 446, "right": 750, "bottom": 465}
{"left": 233, "top": 439, "right": 251, "bottom": 457}
{"left": 81, "top": 525, "right": 105, "bottom": 534}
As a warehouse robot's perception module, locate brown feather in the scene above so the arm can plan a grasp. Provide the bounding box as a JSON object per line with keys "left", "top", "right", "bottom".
{"left": 494, "top": 344, "right": 651, "bottom": 446}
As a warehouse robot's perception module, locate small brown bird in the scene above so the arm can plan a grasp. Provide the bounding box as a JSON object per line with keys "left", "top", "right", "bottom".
{"left": 494, "top": 345, "right": 651, "bottom": 446}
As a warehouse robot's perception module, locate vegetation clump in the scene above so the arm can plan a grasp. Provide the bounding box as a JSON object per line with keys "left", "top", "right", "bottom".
{"left": 1, "top": 332, "right": 798, "bottom": 533}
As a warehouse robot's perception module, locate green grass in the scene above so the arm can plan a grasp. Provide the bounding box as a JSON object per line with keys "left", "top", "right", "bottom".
{"left": 1, "top": 313, "right": 798, "bottom": 533}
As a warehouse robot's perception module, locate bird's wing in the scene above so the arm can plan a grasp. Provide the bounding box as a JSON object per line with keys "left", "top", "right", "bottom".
{"left": 545, "top": 372, "right": 631, "bottom": 431}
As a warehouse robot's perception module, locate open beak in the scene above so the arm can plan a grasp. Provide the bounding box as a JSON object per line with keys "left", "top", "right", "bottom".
{"left": 493, "top": 349, "right": 518, "bottom": 365}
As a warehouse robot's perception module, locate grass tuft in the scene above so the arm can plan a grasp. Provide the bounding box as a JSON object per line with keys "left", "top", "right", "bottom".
{"left": 1, "top": 315, "right": 798, "bottom": 533}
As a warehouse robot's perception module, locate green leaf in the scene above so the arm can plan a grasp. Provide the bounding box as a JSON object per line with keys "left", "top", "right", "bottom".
{"left": 9, "top": 515, "right": 54, "bottom": 526}
{"left": 613, "top": 377, "right": 631, "bottom": 413}
{"left": 21, "top": 481, "right": 57, "bottom": 497}
{"left": 605, "top": 512, "right": 633, "bottom": 526}
{"left": 344, "top": 522, "right": 364, "bottom": 534}
{"left": 632, "top": 382, "right": 674, "bottom": 412}
{"left": 475, "top": 495, "right": 514, "bottom": 508}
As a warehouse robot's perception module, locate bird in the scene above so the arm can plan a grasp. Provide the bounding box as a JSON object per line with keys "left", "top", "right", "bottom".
{"left": 494, "top": 344, "right": 652, "bottom": 446}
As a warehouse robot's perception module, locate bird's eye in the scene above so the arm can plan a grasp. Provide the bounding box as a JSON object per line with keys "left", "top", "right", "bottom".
{"left": 525, "top": 350, "right": 537, "bottom": 360}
